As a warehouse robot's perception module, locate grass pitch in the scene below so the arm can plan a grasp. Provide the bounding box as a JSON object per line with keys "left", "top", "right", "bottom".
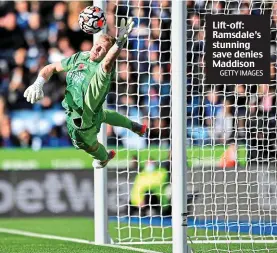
{"left": 0, "top": 217, "right": 277, "bottom": 253}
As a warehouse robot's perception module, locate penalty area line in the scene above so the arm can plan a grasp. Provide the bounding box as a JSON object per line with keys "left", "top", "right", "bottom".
{"left": 0, "top": 228, "right": 163, "bottom": 253}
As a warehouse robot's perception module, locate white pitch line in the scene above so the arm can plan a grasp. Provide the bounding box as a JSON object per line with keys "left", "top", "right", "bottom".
{"left": 187, "top": 240, "right": 277, "bottom": 244}
{"left": 2, "top": 227, "right": 276, "bottom": 249}
{"left": 120, "top": 240, "right": 277, "bottom": 245}
{"left": 0, "top": 228, "right": 163, "bottom": 253}
{"left": 120, "top": 241, "right": 172, "bottom": 245}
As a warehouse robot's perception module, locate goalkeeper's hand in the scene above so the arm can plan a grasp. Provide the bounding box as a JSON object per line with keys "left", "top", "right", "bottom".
{"left": 24, "top": 76, "right": 45, "bottom": 104}
{"left": 116, "top": 17, "right": 134, "bottom": 49}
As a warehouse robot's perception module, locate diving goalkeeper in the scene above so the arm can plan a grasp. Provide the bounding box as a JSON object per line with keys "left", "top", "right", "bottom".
{"left": 24, "top": 18, "right": 147, "bottom": 168}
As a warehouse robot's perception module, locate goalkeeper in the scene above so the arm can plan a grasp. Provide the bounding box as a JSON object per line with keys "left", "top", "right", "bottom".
{"left": 24, "top": 18, "right": 147, "bottom": 168}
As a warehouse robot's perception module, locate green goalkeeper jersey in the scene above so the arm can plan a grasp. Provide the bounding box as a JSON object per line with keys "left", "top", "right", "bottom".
{"left": 61, "top": 51, "right": 114, "bottom": 130}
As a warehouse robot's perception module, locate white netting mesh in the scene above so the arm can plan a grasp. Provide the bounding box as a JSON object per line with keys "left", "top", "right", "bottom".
{"left": 108, "top": 0, "right": 277, "bottom": 252}
{"left": 187, "top": 1, "right": 277, "bottom": 252}
{"left": 107, "top": 0, "right": 172, "bottom": 243}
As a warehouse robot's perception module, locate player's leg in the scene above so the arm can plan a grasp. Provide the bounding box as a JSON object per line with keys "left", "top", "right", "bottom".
{"left": 219, "top": 126, "right": 237, "bottom": 168}
{"left": 103, "top": 109, "right": 148, "bottom": 136}
{"left": 86, "top": 141, "right": 116, "bottom": 168}
{"left": 67, "top": 122, "right": 115, "bottom": 168}
{"left": 83, "top": 66, "right": 147, "bottom": 136}
{"left": 85, "top": 141, "right": 108, "bottom": 161}
{"left": 103, "top": 109, "right": 132, "bottom": 129}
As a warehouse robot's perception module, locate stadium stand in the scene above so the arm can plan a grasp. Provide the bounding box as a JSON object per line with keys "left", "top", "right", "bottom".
{"left": 0, "top": 0, "right": 276, "bottom": 154}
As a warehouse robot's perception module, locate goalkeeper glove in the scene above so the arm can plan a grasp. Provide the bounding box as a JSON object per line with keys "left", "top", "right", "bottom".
{"left": 24, "top": 76, "right": 45, "bottom": 104}
{"left": 116, "top": 17, "right": 134, "bottom": 49}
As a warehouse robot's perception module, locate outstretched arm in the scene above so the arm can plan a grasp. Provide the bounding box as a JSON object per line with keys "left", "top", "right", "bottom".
{"left": 39, "top": 62, "right": 64, "bottom": 81}
{"left": 24, "top": 62, "right": 64, "bottom": 104}
{"left": 102, "top": 18, "right": 134, "bottom": 73}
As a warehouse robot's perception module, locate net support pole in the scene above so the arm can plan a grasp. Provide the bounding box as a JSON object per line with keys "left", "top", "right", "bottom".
{"left": 93, "top": 0, "right": 111, "bottom": 245}
{"left": 171, "top": 1, "right": 190, "bottom": 253}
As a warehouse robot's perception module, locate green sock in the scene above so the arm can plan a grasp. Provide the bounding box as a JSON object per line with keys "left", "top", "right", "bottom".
{"left": 90, "top": 143, "right": 108, "bottom": 161}
{"left": 103, "top": 109, "right": 132, "bottom": 129}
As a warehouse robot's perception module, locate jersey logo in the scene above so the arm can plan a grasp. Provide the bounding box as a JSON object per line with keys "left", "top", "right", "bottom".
{"left": 68, "top": 71, "right": 86, "bottom": 85}
{"left": 78, "top": 63, "right": 86, "bottom": 70}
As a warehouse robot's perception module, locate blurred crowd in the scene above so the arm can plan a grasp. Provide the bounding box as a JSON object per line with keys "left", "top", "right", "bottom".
{"left": 0, "top": 1, "right": 94, "bottom": 148}
{"left": 0, "top": 0, "right": 276, "bottom": 156}
{"left": 0, "top": 0, "right": 172, "bottom": 149}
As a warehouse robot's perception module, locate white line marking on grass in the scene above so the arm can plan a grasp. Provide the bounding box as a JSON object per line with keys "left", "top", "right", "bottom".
{"left": 120, "top": 241, "right": 172, "bottom": 245}
{"left": 120, "top": 240, "right": 277, "bottom": 245}
{"left": 188, "top": 240, "right": 277, "bottom": 244}
{"left": 0, "top": 228, "right": 163, "bottom": 253}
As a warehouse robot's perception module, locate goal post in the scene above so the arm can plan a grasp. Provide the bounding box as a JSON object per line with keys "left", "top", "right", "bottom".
{"left": 93, "top": 0, "right": 111, "bottom": 245}
{"left": 171, "top": 1, "right": 189, "bottom": 253}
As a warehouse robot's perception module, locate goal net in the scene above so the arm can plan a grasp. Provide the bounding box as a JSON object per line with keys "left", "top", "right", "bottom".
{"left": 108, "top": 0, "right": 277, "bottom": 251}
{"left": 107, "top": 0, "right": 172, "bottom": 243}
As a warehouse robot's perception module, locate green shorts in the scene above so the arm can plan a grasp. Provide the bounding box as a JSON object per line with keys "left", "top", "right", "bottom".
{"left": 66, "top": 109, "right": 105, "bottom": 150}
